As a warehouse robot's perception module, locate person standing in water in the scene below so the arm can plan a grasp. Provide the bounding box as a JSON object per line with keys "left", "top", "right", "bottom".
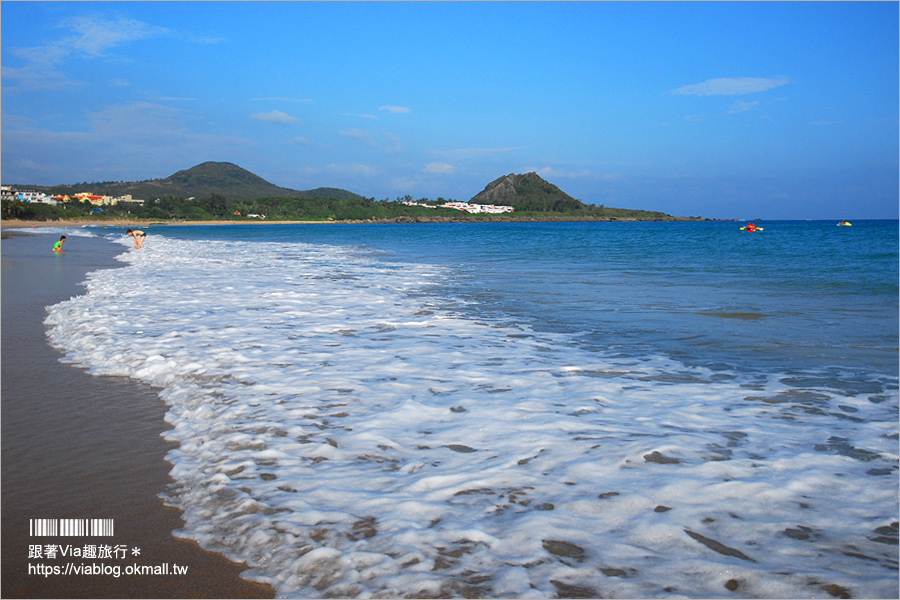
{"left": 52, "top": 236, "right": 66, "bottom": 253}
{"left": 126, "top": 228, "right": 145, "bottom": 249}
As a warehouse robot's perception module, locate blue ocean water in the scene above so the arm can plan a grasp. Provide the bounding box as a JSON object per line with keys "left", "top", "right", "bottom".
{"left": 158, "top": 219, "right": 898, "bottom": 375}
{"left": 45, "top": 220, "right": 898, "bottom": 598}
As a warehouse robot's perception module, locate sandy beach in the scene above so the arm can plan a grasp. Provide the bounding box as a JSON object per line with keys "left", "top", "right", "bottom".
{"left": 1, "top": 229, "right": 274, "bottom": 598}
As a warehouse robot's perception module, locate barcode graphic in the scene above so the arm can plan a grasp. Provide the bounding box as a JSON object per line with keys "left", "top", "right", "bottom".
{"left": 30, "top": 519, "right": 114, "bottom": 537}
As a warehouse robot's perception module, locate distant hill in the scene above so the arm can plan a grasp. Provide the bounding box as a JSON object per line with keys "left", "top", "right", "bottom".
{"left": 471, "top": 172, "right": 585, "bottom": 212}
{"left": 28, "top": 161, "right": 365, "bottom": 202}
{"left": 5, "top": 163, "right": 698, "bottom": 222}
{"left": 470, "top": 172, "right": 689, "bottom": 220}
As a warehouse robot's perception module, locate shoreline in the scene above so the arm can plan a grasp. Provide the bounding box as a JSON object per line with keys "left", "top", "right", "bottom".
{"left": 1, "top": 214, "right": 716, "bottom": 230}
{"left": 1, "top": 218, "right": 331, "bottom": 228}
{"left": 1, "top": 231, "right": 274, "bottom": 598}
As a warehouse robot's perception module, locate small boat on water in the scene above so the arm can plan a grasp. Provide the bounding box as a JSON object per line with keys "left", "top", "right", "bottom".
{"left": 837, "top": 220, "right": 852, "bottom": 226}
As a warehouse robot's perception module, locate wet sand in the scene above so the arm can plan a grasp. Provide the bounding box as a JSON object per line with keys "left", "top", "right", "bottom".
{"left": 1, "top": 230, "right": 274, "bottom": 598}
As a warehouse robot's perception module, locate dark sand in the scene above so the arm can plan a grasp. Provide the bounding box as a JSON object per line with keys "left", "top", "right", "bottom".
{"left": 1, "top": 229, "right": 274, "bottom": 598}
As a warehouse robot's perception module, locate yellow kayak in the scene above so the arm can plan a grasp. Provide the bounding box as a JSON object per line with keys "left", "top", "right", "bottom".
{"left": 837, "top": 221, "right": 852, "bottom": 226}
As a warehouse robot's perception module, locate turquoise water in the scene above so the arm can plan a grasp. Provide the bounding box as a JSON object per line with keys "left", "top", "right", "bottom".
{"left": 47, "top": 219, "right": 897, "bottom": 597}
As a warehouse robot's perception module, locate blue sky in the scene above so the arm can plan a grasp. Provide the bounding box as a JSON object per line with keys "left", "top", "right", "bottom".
{"left": 2, "top": 2, "right": 897, "bottom": 219}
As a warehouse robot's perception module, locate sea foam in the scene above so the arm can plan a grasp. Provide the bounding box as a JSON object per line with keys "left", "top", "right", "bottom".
{"left": 45, "top": 235, "right": 898, "bottom": 598}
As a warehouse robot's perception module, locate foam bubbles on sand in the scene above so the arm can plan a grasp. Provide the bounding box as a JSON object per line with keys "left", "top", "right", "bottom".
{"left": 45, "top": 236, "right": 898, "bottom": 598}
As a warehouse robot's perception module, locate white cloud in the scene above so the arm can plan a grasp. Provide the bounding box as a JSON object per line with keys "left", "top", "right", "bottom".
{"left": 727, "top": 100, "right": 759, "bottom": 114}
{"left": 5, "top": 15, "right": 169, "bottom": 90}
{"left": 339, "top": 128, "right": 404, "bottom": 153}
{"left": 424, "top": 162, "right": 455, "bottom": 174}
{"left": 10, "top": 44, "right": 71, "bottom": 69}
{"left": 2, "top": 101, "right": 256, "bottom": 183}
{"left": 391, "top": 176, "right": 420, "bottom": 190}
{"left": 88, "top": 102, "right": 189, "bottom": 135}
{"left": 251, "top": 110, "right": 300, "bottom": 124}
{"left": 2, "top": 63, "right": 75, "bottom": 90}
{"left": 287, "top": 136, "right": 310, "bottom": 145}
{"left": 339, "top": 128, "right": 373, "bottom": 143}
{"left": 671, "top": 77, "right": 789, "bottom": 96}
{"left": 379, "top": 105, "right": 411, "bottom": 114}
{"left": 59, "top": 15, "right": 169, "bottom": 56}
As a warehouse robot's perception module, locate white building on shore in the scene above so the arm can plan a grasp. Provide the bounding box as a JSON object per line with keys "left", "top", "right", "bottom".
{"left": 1, "top": 186, "right": 58, "bottom": 205}
{"left": 402, "top": 200, "right": 514, "bottom": 214}
{"left": 1, "top": 186, "right": 144, "bottom": 206}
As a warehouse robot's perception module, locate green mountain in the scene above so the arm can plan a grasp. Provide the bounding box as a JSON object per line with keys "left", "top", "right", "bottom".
{"left": 33, "top": 161, "right": 365, "bottom": 202}
{"left": 6, "top": 164, "right": 699, "bottom": 222}
{"left": 471, "top": 172, "right": 584, "bottom": 212}
{"left": 470, "top": 172, "right": 686, "bottom": 220}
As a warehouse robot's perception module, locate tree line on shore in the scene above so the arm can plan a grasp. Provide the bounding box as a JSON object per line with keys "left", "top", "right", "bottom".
{"left": 1, "top": 193, "right": 696, "bottom": 223}
{"left": 2, "top": 163, "right": 701, "bottom": 222}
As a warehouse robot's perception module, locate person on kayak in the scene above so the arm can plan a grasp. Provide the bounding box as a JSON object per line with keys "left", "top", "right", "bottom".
{"left": 746, "top": 222, "right": 757, "bottom": 232}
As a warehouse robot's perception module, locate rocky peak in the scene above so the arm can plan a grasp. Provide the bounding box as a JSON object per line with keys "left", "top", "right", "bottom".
{"left": 471, "top": 173, "right": 521, "bottom": 202}
{"left": 473, "top": 172, "right": 551, "bottom": 203}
